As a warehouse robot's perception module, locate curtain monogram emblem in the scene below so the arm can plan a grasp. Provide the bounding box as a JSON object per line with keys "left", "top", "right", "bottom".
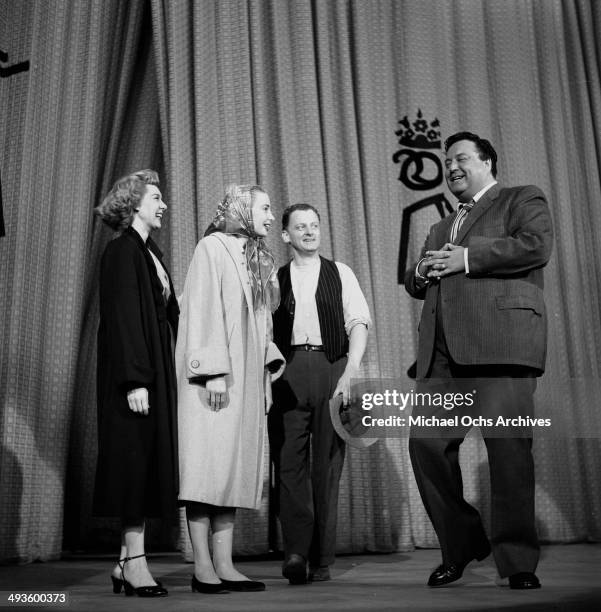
{"left": 393, "top": 109, "right": 452, "bottom": 283}
{"left": 0, "top": 49, "right": 30, "bottom": 78}
{"left": 0, "top": 49, "right": 30, "bottom": 238}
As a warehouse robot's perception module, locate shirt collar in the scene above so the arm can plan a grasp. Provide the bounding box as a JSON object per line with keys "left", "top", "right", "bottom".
{"left": 472, "top": 180, "right": 498, "bottom": 204}
{"left": 291, "top": 256, "right": 321, "bottom": 269}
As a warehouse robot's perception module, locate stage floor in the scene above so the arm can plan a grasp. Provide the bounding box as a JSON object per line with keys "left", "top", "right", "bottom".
{"left": 0, "top": 544, "right": 599, "bottom": 611}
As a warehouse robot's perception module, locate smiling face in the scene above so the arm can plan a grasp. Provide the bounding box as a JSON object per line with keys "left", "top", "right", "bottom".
{"left": 251, "top": 191, "right": 275, "bottom": 237}
{"left": 444, "top": 139, "right": 494, "bottom": 202}
{"left": 134, "top": 184, "right": 166, "bottom": 234}
{"left": 282, "top": 208, "right": 321, "bottom": 254}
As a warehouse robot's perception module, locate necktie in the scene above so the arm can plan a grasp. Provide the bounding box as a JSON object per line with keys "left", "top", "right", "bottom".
{"left": 449, "top": 200, "right": 474, "bottom": 243}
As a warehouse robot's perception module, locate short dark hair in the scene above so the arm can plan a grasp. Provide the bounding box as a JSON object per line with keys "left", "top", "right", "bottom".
{"left": 282, "top": 203, "right": 321, "bottom": 230}
{"left": 95, "top": 169, "right": 160, "bottom": 231}
{"left": 444, "top": 131, "right": 498, "bottom": 178}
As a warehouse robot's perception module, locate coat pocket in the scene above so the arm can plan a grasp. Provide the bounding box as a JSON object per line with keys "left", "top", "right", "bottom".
{"left": 495, "top": 295, "right": 542, "bottom": 316}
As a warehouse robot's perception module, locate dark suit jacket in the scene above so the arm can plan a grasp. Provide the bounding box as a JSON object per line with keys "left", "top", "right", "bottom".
{"left": 405, "top": 184, "right": 554, "bottom": 379}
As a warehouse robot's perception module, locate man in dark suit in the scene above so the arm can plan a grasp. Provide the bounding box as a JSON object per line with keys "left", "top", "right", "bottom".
{"left": 405, "top": 132, "right": 553, "bottom": 589}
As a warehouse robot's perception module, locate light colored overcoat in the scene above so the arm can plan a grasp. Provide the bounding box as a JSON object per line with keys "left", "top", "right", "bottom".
{"left": 176, "top": 232, "right": 284, "bottom": 509}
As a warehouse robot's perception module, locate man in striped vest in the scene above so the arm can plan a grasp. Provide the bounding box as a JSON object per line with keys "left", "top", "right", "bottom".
{"left": 269, "top": 203, "right": 371, "bottom": 585}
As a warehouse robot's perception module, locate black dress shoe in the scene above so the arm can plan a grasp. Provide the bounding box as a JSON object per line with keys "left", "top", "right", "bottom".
{"left": 191, "top": 575, "right": 229, "bottom": 594}
{"left": 428, "top": 563, "right": 466, "bottom": 587}
{"left": 509, "top": 572, "right": 541, "bottom": 589}
{"left": 427, "top": 540, "right": 491, "bottom": 587}
{"left": 219, "top": 578, "right": 266, "bottom": 592}
{"left": 282, "top": 553, "right": 307, "bottom": 585}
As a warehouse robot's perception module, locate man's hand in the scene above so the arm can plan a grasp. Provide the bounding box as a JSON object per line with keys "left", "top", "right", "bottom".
{"left": 206, "top": 376, "right": 228, "bottom": 411}
{"left": 424, "top": 243, "right": 465, "bottom": 278}
{"left": 333, "top": 364, "right": 359, "bottom": 406}
{"left": 127, "top": 387, "right": 149, "bottom": 415}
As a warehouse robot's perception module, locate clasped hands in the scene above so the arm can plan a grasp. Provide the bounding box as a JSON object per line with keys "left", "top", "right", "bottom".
{"left": 418, "top": 243, "right": 465, "bottom": 279}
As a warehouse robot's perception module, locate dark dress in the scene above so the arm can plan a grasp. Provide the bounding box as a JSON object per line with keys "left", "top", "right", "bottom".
{"left": 93, "top": 226, "right": 179, "bottom": 520}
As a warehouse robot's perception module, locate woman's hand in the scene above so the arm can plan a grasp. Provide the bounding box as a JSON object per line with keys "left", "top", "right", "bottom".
{"left": 206, "top": 376, "right": 228, "bottom": 411}
{"left": 127, "top": 387, "right": 150, "bottom": 415}
{"left": 264, "top": 369, "right": 273, "bottom": 414}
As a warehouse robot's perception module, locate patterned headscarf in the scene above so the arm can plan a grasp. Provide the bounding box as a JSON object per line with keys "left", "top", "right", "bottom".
{"left": 205, "top": 184, "right": 279, "bottom": 312}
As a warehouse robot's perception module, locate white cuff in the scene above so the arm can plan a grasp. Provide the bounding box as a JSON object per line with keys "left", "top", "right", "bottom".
{"left": 415, "top": 257, "right": 429, "bottom": 282}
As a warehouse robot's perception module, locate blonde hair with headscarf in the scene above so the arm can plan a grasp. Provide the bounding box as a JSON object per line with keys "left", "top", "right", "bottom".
{"left": 206, "top": 184, "right": 279, "bottom": 312}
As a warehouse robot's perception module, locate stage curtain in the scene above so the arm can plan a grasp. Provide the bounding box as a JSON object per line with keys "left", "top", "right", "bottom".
{"left": 150, "top": 0, "right": 601, "bottom": 558}
{"left": 0, "top": 0, "right": 168, "bottom": 562}
{"left": 0, "top": 0, "right": 599, "bottom": 563}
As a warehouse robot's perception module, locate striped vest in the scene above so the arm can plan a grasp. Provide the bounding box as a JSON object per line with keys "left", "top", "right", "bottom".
{"left": 273, "top": 257, "right": 348, "bottom": 363}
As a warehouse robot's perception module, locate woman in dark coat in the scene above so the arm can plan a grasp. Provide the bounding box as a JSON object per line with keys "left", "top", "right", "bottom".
{"left": 93, "top": 169, "right": 179, "bottom": 597}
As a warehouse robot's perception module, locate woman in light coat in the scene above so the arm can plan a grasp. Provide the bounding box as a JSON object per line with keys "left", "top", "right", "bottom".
{"left": 176, "top": 184, "right": 284, "bottom": 594}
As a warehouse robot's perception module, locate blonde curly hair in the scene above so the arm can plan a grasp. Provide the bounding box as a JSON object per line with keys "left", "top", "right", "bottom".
{"left": 95, "top": 169, "right": 160, "bottom": 231}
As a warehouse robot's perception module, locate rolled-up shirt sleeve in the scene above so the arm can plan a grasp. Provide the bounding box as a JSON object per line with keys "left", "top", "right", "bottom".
{"left": 335, "top": 262, "right": 372, "bottom": 336}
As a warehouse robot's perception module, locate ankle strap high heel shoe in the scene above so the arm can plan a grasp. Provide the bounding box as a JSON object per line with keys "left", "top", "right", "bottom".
{"left": 110, "top": 557, "right": 126, "bottom": 593}
{"left": 111, "top": 575, "right": 124, "bottom": 593}
{"left": 112, "top": 572, "right": 163, "bottom": 593}
{"left": 120, "top": 553, "right": 168, "bottom": 597}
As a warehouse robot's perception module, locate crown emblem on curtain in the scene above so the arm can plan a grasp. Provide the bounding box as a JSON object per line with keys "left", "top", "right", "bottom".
{"left": 395, "top": 109, "right": 440, "bottom": 150}
{"left": 392, "top": 108, "right": 452, "bottom": 286}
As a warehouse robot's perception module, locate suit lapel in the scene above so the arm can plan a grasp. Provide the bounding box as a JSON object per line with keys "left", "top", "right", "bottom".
{"left": 434, "top": 214, "right": 455, "bottom": 248}
{"left": 455, "top": 183, "right": 501, "bottom": 244}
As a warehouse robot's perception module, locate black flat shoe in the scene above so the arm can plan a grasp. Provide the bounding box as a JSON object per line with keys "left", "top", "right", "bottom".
{"left": 191, "top": 575, "right": 229, "bottom": 594}
{"left": 219, "top": 578, "right": 265, "bottom": 592}
{"left": 282, "top": 553, "right": 307, "bottom": 585}
{"left": 509, "top": 572, "right": 541, "bottom": 589}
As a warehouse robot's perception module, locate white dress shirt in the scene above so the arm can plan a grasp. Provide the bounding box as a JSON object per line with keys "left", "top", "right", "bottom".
{"left": 290, "top": 258, "right": 371, "bottom": 346}
{"left": 463, "top": 181, "right": 497, "bottom": 274}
